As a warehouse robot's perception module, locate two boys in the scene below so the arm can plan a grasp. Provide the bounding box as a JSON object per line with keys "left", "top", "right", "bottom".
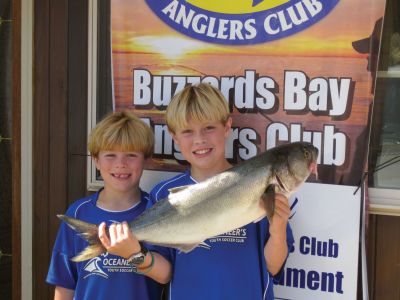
{"left": 97, "top": 83, "right": 294, "bottom": 299}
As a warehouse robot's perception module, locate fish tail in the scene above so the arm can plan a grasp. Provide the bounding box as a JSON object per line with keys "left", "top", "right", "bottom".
{"left": 71, "top": 244, "right": 105, "bottom": 262}
{"left": 57, "top": 214, "right": 106, "bottom": 262}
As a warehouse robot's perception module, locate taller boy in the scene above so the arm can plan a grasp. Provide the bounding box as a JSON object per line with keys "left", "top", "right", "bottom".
{"left": 99, "top": 83, "right": 294, "bottom": 299}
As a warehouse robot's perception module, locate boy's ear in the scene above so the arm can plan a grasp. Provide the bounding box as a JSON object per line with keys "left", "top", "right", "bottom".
{"left": 143, "top": 157, "right": 151, "bottom": 168}
{"left": 170, "top": 130, "right": 179, "bottom": 145}
{"left": 224, "top": 117, "right": 233, "bottom": 137}
{"left": 93, "top": 157, "right": 100, "bottom": 170}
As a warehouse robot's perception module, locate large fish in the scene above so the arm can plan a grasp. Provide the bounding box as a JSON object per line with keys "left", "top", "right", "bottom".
{"left": 59, "top": 141, "right": 318, "bottom": 261}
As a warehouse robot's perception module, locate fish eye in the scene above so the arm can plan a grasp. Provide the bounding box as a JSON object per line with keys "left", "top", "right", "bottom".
{"left": 304, "top": 149, "right": 310, "bottom": 159}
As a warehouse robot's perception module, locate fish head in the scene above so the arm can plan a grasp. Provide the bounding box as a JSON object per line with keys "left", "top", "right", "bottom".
{"left": 269, "top": 142, "right": 319, "bottom": 195}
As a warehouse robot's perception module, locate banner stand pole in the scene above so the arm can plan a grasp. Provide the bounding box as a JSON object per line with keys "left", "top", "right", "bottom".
{"left": 359, "top": 174, "right": 369, "bottom": 300}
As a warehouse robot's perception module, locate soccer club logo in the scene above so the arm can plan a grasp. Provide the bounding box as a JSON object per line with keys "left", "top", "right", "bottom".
{"left": 145, "top": 0, "right": 339, "bottom": 45}
{"left": 83, "top": 257, "right": 108, "bottom": 279}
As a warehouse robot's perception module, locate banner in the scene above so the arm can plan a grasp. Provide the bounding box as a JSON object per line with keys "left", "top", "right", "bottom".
{"left": 104, "top": 0, "right": 386, "bottom": 298}
{"left": 110, "top": 0, "right": 385, "bottom": 187}
{"left": 275, "top": 183, "right": 361, "bottom": 299}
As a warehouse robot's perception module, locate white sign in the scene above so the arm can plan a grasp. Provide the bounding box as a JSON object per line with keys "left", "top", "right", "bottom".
{"left": 275, "top": 183, "right": 360, "bottom": 300}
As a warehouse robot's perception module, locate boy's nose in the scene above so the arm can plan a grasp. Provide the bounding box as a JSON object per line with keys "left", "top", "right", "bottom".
{"left": 193, "top": 132, "right": 206, "bottom": 144}
{"left": 115, "top": 156, "right": 128, "bottom": 167}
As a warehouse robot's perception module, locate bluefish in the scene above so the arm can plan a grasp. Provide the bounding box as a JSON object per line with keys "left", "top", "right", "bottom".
{"left": 59, "top": 141, "right": 318, "bottom": 261}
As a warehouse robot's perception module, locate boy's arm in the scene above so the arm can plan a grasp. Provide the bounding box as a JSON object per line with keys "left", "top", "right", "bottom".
{"left": 54, "top": 286, "right": 74, "bottom": 300}
{"left": 263, "top": 194, "right": 291, "bottom": 275}
{"left": 98, "top": 222, "right": 172, "bottom": 284}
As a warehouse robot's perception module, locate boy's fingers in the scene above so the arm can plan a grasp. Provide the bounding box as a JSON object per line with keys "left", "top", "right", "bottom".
{"left": 274, "top": 202, "right": 290, "bottom": 216}
{"left": 108, "top": 223, "right": 117, "bottom": 243}
{"left": 98, "top": 222, "right": 110, "bottom": 246}
{"left": 274, "top": 195, "right": 290, "bottom": 213}
{"left": 122, "top": 222, "right": 130, "bottom": 237}
{"left": 271, "top": 195, "right": 290, "bottom": 222}
{"left": 274, "top": 194, "right": 289, "bottom": 206}
{"left": 275, "top": 201, "right": 290, "bottom": 215}
{"left": 116, "top": 223, "right": 124, "bottom": 238}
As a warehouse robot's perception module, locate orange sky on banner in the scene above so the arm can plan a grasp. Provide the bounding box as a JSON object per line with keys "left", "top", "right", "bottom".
{"left": 111, "top": 0, "right": 385, "bottom": 58}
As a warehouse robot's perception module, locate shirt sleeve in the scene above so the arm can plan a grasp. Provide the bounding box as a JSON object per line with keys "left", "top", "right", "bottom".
{"left": 46, "top": 222, "right": 78, "bottom": 290}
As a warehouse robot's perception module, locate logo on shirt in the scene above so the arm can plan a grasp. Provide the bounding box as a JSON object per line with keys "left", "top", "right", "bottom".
{"left": 208, "top": 228, "right": 247, "bottom": 245}
{"left": 83, "top": 257, "right": 108, "bottom": 279}
{"left": 145, "top": 0, "right": 339, "bottom": 45}
{"left": 83, "top": 253, "right": 135, "bottom": 279}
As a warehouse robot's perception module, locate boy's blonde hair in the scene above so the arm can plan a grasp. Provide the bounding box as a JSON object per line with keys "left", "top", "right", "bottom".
{"left": 165, "top": 83, "right": 230, "bottom": 133}
{"left": 88, "top": 110, "right": 154, "bottom": 158}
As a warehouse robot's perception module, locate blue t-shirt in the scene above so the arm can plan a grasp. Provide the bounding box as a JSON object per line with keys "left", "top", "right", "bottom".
{"left": 148, "top": 170, "right": 294, "bottom": 300}
{"left": 46, "top": 190, "right": 162, "bottom": 300}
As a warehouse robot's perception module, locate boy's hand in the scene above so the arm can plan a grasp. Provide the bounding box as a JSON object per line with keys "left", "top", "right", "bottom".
{"left": 268, "top": 194, "right": 290, "bottom": 237}
{"left": 98, "top": 221, "right": 141, "bottom": 259}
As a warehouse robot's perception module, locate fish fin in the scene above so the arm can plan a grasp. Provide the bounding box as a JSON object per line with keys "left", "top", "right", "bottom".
{"left": 176, "top": 244, "right": 199, "bottom": 253}
{"left": 177, "top": 243, "right": 202, "bottom": 253}
{"left": 261, "top": 184, "right": 276, "bottom": 222}
{"left": 177, "top": 241, "right": 211, "bottom": 252}
{"left": 71, "top": 244, "right": 105, "bottom": 262}
{"left": 168, "top": 185, "right": 191, "bottom": 194}
{"left": 199, "top": 241, "right": 211, "bottom": 249}
{"left": 253, "top": 216, "right": 265, "bottom": 223}
{"left": 57, "top": 214, "right": 106, "bottom": 261}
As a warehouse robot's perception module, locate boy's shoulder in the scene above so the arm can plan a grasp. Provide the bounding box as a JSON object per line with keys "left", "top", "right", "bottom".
{"left": 150, "top": 170, "right": 194, "bottom": 202}
{"left": 64, "top": 192, "right": 98, "bottom": 217}
{"left": 65, "top": 190, "right": 150, "bottom": 213}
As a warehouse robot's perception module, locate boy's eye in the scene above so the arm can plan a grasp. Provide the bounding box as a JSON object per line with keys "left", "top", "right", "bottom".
{"left": 181, "top": 129, "right": 193, "bottom": 135}
{"left": 127, "top": 153, "right": 138, "bottom": 158}
{"left": 204, "top": 126, "right": 215, "bottom": 131}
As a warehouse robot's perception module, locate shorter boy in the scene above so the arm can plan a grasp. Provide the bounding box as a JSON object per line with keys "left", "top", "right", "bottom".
{"left": 46, "top": 110, "right": 162, "bottom": 300}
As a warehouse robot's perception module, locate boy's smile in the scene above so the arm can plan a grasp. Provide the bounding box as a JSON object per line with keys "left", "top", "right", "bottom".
{"left": 172, "top": 117, "right": 232, "bottom": 180}
{"left": 193, "top": 148, "right": 212, "bottom": 156}
{"left": 112, "top": 173, "right": 131, "bottom": 179}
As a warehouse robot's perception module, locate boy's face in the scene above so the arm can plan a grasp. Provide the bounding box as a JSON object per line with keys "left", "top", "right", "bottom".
{"left": 171, "top": 117, "right": 232, "bottom": 174}
{"left": 94, "top": 150, "right": 146, "bottom": 194}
